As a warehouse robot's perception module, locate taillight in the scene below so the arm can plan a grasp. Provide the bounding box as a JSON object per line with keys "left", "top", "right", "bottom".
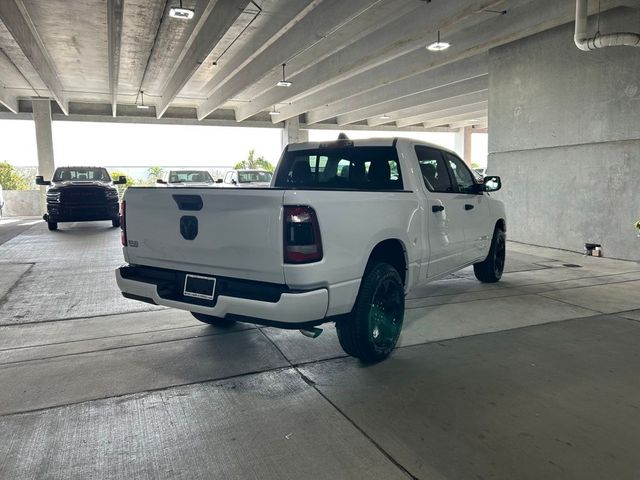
{"left": 283, "top": 206, "right": 323, "bottom": 264}
{"left": 120, "top": 201, "right": 127, "bottom": 247}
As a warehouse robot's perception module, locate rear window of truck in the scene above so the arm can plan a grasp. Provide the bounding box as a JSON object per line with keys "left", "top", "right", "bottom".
{"left": 274, "top": 147, "right": 403, "bottom": 190}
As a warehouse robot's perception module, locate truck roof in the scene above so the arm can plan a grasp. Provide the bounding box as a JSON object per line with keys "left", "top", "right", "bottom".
{"left": 287, "top": 137, "right": 459, "bottom": 157}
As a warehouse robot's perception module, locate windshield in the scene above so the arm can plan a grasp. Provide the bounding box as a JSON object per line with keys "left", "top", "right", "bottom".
{"left": 238, "top": 171, "right": 272, "bottom": 183}
{"left": 53, "top": 168, "right": 111, "bottom": 182}
{"left": 274, "top": 147, "right": 403, "bottom": 190}
{"left": 168, "top": 171, "right": 214, "bottom": 183}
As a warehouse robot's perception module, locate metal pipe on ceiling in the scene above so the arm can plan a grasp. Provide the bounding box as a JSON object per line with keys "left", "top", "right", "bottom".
{"left": 574, "top": 0, "right": 640, "bottom": 50}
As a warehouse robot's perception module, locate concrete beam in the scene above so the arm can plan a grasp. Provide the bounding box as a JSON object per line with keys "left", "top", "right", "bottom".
{"left": 276, "top": 0, "right": 623, "bottom": 123}
{"left": 156, "top": 0, "right": 252, "bottom": 119}
{"left": 236, "top": 0, "right": 498, "bottom": 122}
{"left": 197, "top": 0, "right": 384, "bottom": 120}
{"left": 449, "top": 118, "right": 488, "bottom": 129}
{"left": 396, "top": 101, "right": 488, "bottom": 128}
{"left": 337, "top": 73, "right": 488, "bottom": 127}
{"left": 198, "top": 0, "right": 318, "bottom": 97}
{"left": 366, "top": 88, "right": 488, "bottom": 128}
{"left": 107, "top": 0, "right": 124, "bottom": 117}
{"left": 420, "top": 109, "right": 489, "bottom": 129}
{"left": 310, "top": 57, "right": 488, "bottom": 125}
{"left": 0, "top": 0, "right": 68, "bottom": 115}
{"left": 246, "top": 1, "right": 500, "bottom": 123}
{"left": 0, "top": 88, "right": 18, "bottom": 113}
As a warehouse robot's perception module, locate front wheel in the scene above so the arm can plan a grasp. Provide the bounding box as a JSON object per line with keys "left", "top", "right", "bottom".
{"left": 112, "top": 217, "right": 121, "bottom": 228}
{"left": 336, "top": 262, "right": 405, "bottom": 362}
{"left": 191, "top": 312, "right": 236, "bottom": 327}
{"left": 473, "top": 228, "right": 506, "bottom": 283}
{"left": 47, "top": 221, "right": 58, "bottom": 231}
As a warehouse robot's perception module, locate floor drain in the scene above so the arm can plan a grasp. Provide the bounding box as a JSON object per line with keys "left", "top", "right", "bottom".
{"left": 562, "top": 264, "right": 582, "bottom": 268}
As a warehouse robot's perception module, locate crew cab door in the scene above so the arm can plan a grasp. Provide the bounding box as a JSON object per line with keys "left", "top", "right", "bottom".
{"left": 414, "top": 145, "right": 466, "bottom": 278}
{"left": 443, "top": 152, "right": 492, "bottom": 264}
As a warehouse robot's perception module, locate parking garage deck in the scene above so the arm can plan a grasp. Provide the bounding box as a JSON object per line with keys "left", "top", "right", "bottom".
{"left": 1, "top": 221, "right": 639, "bottom": 478}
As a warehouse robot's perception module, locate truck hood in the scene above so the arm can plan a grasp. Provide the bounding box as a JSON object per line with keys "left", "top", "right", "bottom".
{"left": 53, "top": 181, "right": 112, "bottom": 187}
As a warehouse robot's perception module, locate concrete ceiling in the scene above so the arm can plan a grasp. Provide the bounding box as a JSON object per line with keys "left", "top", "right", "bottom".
{"left": 0, "top": 0, "right": 635, "bottom": 130}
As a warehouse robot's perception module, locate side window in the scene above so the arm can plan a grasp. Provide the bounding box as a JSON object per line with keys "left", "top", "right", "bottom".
{"left": 415, "top": 146, "right": 453, "bottom": 193}
{"left": 224, "top": 172, "right": 233, "bottom": 183}
{"left": 445, "top": 153, "right": 476, "bottom": 194}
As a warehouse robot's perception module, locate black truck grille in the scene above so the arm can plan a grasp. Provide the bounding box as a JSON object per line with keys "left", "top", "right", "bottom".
{"left": 62, "top": 187, "right": 106, "bottom": 203}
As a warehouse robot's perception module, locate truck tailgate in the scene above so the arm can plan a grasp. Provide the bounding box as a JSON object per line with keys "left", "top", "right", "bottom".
{"left": 123, "top": 188, "right": 285, "bottom": 284}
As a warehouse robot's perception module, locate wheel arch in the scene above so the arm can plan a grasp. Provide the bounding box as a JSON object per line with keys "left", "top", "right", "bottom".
{"left": 365, "top": 239, "right": 408, "bottom": 285}
{"left": 495, "top": 218, "right": 506, "bottom": 233}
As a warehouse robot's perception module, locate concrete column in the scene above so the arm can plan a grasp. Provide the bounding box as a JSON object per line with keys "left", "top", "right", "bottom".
{"left": 463, "top": 127, "right": 472, "bottom": 165}
{"left": 281, "top": 115, "right": 308, "bottom": 150}
{"left": 454, "top": 126, "right": 473, "bottom": 165}
{"left": 33, "top": 98, "right": 55, "bottom": 214}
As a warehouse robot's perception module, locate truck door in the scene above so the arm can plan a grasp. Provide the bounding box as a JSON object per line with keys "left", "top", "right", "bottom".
{"left": 442, "top": 152, "right": 492, "bottom": 265}
{"left": 414, "top": 145, "right": 466, "bottom": 278}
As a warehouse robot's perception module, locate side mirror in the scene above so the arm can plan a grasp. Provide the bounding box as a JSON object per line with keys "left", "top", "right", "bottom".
{"left": 215, "top": 178, "right": 223, "bottom": 183}
{"left": 36, "top": 176, "right": 51, "bottom": 186}
{"left": 482, "top": 176, "right": 501, "bottom": 192}
{"left": 156, "top": 179, "right": 166, "bottom": 184}
{"left": 231, "top": 179, "right": 237, "bottom": 185}
{"left": 113, "top": 176, "right": 127, "bottom": 185}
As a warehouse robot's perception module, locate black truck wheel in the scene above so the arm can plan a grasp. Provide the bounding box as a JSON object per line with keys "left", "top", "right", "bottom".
{"left": 191, "top": 312, "right": 236, "bottom": 327}
{"left": 47, "top": 221, "right": 58, "bottom": 231}
{"left": 336, "top": 262, "right": 405, "bottom": 362}
{"left": 473, "top": 228, "right": 506, "bottom": 283}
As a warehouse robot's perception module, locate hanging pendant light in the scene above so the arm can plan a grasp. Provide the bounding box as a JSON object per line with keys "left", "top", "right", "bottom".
{"left": 137, "top": 91, "right": 150, "bottom": 109}
{"left": 277, "top": 63, "right": 292, "bottom": 87}
{"left": 269, "top": 105, "right": 281, "bottom": 116}
{"left": 427, "top": 30, "right": 450, "bottom": 51}
{"left": 170, "top": 0, "right": 195, "bottom": 19}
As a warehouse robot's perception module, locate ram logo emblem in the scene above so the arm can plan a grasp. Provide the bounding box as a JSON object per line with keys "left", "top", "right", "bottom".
{"left": 180, "top": 216, "right": 198, "bottom": 240}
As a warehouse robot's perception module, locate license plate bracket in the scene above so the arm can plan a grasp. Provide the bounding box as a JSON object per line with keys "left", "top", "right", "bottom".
{"left": 183, "top": 274, "right": 216, "bottom": 301}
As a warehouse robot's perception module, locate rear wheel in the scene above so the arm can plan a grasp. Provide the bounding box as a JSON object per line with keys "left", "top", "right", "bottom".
{"left": 112, "top": 217, "right": 120, "bottom": 228}
{"left": 191, "top": 312, "right": 236, "bottom": 327}
{"left": 473, "top": 227, "right": 506, "bottom": 283}
{"left": 47, "top": 221, "right": 58, "bottom": 231}
{"left": 336, "top": 262, "right": 405, "bottom": 362}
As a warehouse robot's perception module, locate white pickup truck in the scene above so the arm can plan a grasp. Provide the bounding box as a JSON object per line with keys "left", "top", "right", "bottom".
{"left": 116, "top": 137, "right": 506, "bottom": 361}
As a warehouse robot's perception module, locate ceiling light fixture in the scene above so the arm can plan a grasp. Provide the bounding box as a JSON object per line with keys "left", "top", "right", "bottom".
{"left": 379, "top": 114, "right": 391, "bottom": 120}
{"left": 276, "top": 63, "right": 292, "bottom": 87}
{"left": 426, "top": 30, "right": 450, "bottom": 51}
{"left": 269, "top": 105, "right": 281, "bottom": 116}
{"left": 136, "top": 91, "right": 150, "bottom": 110}
{"left": 169, "top": 0, "right": 195, "bottom": 19}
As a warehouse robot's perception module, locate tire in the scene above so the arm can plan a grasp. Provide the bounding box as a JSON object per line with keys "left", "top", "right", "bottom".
{"left": 336, "top": 262, "right": 405, "bottom": 362}
{"left": 473, "top": 228, "right": 506, "bottom": 283}
{"left": 191, "top": 312, "right": 236, "bottom": 327}
{"left": 47, "top": 221, "right": 58, "bottom": 231}
{"left": 112, "top": 217, "right": 121, "bottom": 228}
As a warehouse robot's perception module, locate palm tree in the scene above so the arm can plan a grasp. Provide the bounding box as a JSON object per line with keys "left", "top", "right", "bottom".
{"left": 147, "top": 166, "right": 164, "bottom": 181}
{"left": 234, "top": 149, "right": 274, "bottom": 172}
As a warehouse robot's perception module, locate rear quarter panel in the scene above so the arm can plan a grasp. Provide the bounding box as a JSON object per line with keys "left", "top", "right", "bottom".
{"left": 282, "top": 189, "right": 421, "bottom": 290}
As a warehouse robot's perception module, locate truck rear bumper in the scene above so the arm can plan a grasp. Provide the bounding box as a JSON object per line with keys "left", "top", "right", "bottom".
{"left": 115, "top": 267, "right": 329, "bottom": 327}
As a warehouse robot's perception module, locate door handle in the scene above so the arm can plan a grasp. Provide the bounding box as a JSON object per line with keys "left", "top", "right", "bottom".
{"left": 432, "top": 205, "right": 445, "bottom": 213}
{"left": 464, "top": 204, "right": 474, "bottom": 211}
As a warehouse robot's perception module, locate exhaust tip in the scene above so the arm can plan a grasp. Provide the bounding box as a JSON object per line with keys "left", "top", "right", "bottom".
{"left": 300, "top": 327, "right": 323, "bottom": 339}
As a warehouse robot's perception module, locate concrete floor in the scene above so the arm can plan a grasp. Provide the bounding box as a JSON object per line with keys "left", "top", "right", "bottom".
{"left": 1, "top": 220, "right": 640, "bottom": 479}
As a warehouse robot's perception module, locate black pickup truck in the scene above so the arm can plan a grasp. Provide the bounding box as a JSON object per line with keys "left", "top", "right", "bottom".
{"left": 36, "top": 167, "right": 126, "bottom": 231}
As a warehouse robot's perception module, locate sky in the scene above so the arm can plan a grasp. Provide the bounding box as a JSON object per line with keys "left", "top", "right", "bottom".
{"left": 0, "top": 119, "right": 488, "bottom": 177}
